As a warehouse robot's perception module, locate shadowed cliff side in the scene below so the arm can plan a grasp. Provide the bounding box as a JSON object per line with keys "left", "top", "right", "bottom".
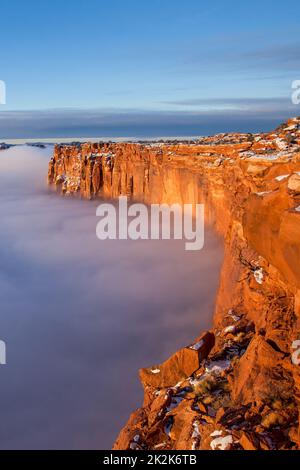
{"left": 48, "top": 118, "right": 300, "bottom": 450}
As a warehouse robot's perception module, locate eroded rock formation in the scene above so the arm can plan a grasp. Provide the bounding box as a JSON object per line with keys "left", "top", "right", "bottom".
{"left": 48, "top": 117, "right": 300, "bottom": 450}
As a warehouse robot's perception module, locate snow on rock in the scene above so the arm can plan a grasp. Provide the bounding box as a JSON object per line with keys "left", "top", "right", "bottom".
{"left": 205, "top": 359, "right": 231, "bottom": 375}
{"left": 224, "top": 325, "right": 236, "bottom": 334}
{"left": 254, "top": 268, "right": 264, "bottom": 284}
{"left": 275, "top": 138, "right": 287, "bottom": 150}
{"left": 255, "top": 191, "right": 273, "bottom": 197}
{"left": 55, "top": 175, "right": 66, "bottom": 184}
{"left": 275, "top": 174, "right": 290, "bottom": 182}
{"left": 189, "top": 339, "right": 204, "bottom": 351}
{"left": 154, "top": 442, "right": 167, "bottom": 450}
{"left": 249, "top": 152, "right": 287, "bottom": 161}
{"left": 189, "top": 375, "right": 205, "bottom": 387}
{"left": 151, "top": 369, "right": 161, "bottom": 374}
{"left": 210, "top": 434, "right": 233, "bottom": 450}
{"left": 172, "top": 380, "right": 184, "bottom": 390}
{"left": 191, "top": 420, "right": 201, "bottom": 450}
{"left": 228, "top": 309, "right": 241, "bottom": 322}
{"left": 210, "top": 430, "right": 223, "bottom": 437}
{"left": 191, "top": 421, "right": 200, "bottom": 439}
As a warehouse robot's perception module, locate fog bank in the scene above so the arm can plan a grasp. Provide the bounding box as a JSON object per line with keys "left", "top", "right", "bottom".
{"left": 0, "top": 146, "right": 223, "bottom": 449}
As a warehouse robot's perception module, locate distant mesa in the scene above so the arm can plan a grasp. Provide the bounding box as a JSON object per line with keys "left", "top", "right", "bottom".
{"left": 0, "top": 142, "right": 13, "bottom": 150}
{"left": 26, "top": 142, "right": 47, "bottom": 149}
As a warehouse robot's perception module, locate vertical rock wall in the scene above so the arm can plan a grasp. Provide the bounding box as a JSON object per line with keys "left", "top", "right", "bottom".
{"left": 48, "top": 119, "right": 300, "bottom": 450}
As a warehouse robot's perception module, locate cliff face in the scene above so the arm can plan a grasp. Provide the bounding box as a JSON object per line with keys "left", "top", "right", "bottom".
{"left": 48, "top": 118, "right": 300, "bottom": 450}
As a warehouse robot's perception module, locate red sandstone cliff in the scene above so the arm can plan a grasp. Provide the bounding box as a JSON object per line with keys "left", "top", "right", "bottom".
{"left": 48, "top": 117, "right": 300, "bottom": 450}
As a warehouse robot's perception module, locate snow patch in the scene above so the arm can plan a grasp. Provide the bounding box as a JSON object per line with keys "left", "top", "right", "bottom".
{"left": 249, "top": 153, "right": 286, "bottom": 161}
{"left": 191, "top": 421, "right": 200, "bottom": 439}
{"left": 210, "top": 430, "right": 223, "bottom": 437}
{"left": 255, "top": 191, "right": 273, "bottom": 197}
{"left": 224, "top": 325, "right": 236, "bottom": 334}
{"left": 191, "top": 420, "right": 200, "bottom": 450}
{"left": 228, "top": 309, "right": 241, "bottom": 322}
{"left": 254, "top": 268, "right": 264, "bottom": 284}
{"left": 190, "top": 339, "right": 204, "bottom": 351}
{"left": 275, "top": 174, "right": 290, "bottom": 182}
{"left": 205, "top": 359, "right": 231, "bottom": 374}
{"left": 275, "top": 138, "right": 287, "bottom": 150}
{"left": 154, "top": 442, "right": 166, "bottom": 449}
{"left": 210, "top": 434, "right": 233, "bottom": 450}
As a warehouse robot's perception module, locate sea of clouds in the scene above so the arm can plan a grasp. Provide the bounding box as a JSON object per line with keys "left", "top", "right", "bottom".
{"left": 0, "top": 146, "right": 223, "bottom": 449}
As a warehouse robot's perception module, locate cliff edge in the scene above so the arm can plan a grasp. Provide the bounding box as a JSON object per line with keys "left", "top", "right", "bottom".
{"left": 48, "top": 118, "right": 300, "bottom": 450}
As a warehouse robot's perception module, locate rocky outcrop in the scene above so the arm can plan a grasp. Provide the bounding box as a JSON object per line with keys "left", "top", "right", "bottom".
{"left": 139, "top": 332, "right": 215, "bottom": 389}
{"left": 48, "top": 117, "right": 300, "bottom": 450}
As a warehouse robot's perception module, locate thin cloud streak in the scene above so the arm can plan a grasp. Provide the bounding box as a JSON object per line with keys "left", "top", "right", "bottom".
{"left": 160, "top": 97, "right": 293, "bottom": 109}
{"left": 0, "top": 99, "right": 299, "bottom": 139}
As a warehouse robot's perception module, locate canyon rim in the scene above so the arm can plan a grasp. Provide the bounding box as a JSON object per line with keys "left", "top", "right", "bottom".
{"left": 48, "top": 117, "right": 300, "bottom": 451}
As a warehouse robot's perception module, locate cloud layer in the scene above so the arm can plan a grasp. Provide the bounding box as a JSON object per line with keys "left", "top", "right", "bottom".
{"left": 0, "top": 146, "right": 223, "bottom": 448}
{"left": 0, "top": 98, "right": 299, "bottom": 139}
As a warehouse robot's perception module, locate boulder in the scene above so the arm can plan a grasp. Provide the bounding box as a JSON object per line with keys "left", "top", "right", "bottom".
{"left": 231, "top": 337, "right": 292, "bottom": 405}
{"left": 246, "top": 164, "right": 268, "bottom": 177}
{"left": 140, "top": 331, "right": 215, "bottom": 388}
{"left": 288, "top": 173, "right": 300, "bottom": 192}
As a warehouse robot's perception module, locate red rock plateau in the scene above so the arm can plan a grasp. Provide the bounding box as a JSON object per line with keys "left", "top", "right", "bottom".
{"left": 48, "top": 117, "right": 300, "bottom": 450}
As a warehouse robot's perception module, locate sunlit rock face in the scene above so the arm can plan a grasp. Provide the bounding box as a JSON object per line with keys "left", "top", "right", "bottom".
{"left": 49, "top": 117, "right": 300, "bottom": 450}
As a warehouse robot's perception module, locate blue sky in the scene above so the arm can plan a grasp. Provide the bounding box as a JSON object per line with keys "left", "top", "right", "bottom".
{"left": 0, "top": 0, "right": 300, "bottom": 137}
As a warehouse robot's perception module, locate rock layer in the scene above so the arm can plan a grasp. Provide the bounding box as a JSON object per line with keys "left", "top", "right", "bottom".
{"left": 48, "top": 117, "right": 300, "bottom": 450}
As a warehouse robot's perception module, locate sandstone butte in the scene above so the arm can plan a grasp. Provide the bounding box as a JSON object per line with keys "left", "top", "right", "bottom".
{"left": 48, "top": 117, "right": 300, "bottom": 451}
